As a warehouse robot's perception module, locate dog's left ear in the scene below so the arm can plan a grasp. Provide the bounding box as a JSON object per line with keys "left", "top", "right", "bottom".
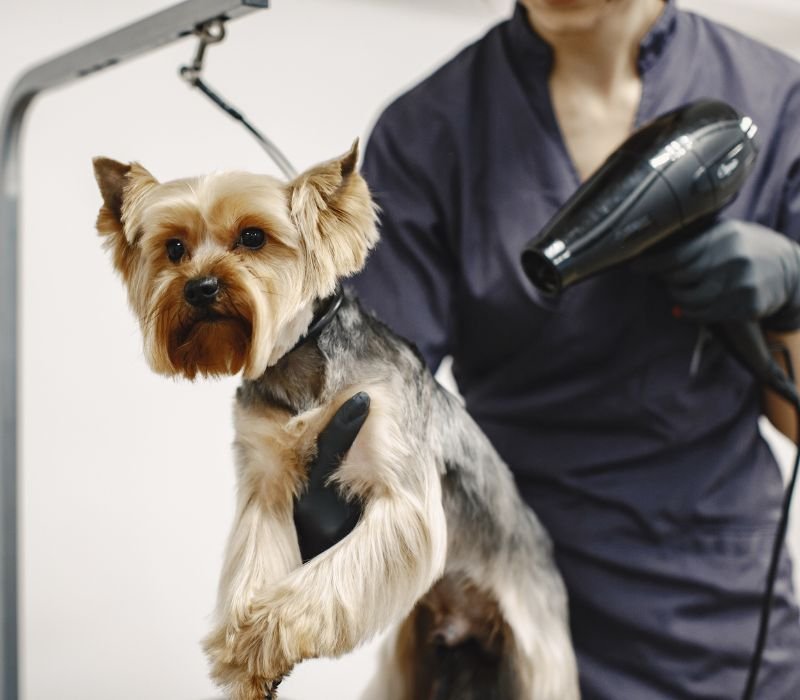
{"left": 289, "top": 139, "right": 378, "bottom": 293}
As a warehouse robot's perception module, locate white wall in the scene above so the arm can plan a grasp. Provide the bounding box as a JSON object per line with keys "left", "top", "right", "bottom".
{"left": 1, "top": 2, "right": 799, "bottom": 699}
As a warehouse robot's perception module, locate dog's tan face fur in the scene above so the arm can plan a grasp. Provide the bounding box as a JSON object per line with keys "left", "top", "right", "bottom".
{"left": 93, "top": 142, "right": 377, "bottom": 380}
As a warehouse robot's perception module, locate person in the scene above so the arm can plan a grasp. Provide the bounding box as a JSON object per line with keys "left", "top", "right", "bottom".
{"left": 296, "top": 0, "right": 800, "bottom": 697}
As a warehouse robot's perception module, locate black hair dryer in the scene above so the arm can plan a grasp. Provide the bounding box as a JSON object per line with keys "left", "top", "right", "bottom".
{"left": 521, "top": 99, "right": 796, "bottom": 402}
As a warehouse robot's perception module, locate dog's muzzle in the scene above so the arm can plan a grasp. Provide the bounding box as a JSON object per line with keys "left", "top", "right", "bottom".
{"left": 184, "top": 276, "right": 220, "bottom": 308}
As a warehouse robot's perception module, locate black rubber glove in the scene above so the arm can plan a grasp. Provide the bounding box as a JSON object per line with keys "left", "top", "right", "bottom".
{"left": 635, "top": 219, "right": 800, "bottom": 331}
{"left": 293, "top": 392, "right": 370, "bottom": 563}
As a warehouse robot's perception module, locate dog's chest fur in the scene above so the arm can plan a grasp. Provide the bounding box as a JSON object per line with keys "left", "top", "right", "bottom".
{"left": 230, "top": 294, "right": 436, "bottom": 505}
{"left": 237, "top": 295, "right": 422, "bottom": 413}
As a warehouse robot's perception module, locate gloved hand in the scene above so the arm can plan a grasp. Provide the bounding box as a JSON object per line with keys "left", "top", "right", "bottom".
{"left": 293, "top": 391, "right": 370, "bottom": 563}
{"left": 635, "top": 219, "right": 800, "bottom": 331}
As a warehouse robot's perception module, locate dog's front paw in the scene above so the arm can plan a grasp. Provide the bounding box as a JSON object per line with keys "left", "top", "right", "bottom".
{"left": 203, "top": 616, "right": 293, "bottom": 700}
{"left": 230, "top": 674, "right": 282, "bottom": 700}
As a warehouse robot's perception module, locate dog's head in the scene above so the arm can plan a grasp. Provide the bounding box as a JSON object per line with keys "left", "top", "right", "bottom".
{"left": 92, "top": 142, "right": 377, "bottom": 380}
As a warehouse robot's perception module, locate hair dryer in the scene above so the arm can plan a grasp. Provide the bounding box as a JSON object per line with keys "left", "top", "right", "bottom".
{"left": 521, "top": 99, "right": 797, "bottom": 403}
{"left": 522, "top": 100, "right": 800, "bottom": 700}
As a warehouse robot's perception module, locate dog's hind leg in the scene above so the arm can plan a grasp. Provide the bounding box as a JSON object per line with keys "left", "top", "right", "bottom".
{"left": 369, "top": 575, "right": 522, "bottom": 700}
{"left": 432, "top": 392, "right": 581, "bottom": 700}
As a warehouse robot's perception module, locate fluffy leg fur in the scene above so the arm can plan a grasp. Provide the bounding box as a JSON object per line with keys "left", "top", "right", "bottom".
{"left": 205, "top": 385, "right": 448, "bottom": 700}
{"left": 362, "top": 384, "right": 580, "bottom": 700}
{"left": 203, "top": 402, "right": 309, "bottom": 695}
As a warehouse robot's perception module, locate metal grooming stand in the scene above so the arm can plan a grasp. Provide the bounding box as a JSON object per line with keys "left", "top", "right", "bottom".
{"left": 0, "top": 2, "right": 268, "bottom": 697}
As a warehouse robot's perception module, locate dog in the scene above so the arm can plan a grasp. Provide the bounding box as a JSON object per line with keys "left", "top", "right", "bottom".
{"left": 92, "top": 142, "right": 580, "bottom": 700}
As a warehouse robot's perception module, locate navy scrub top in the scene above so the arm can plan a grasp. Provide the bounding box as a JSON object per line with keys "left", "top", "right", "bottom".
{"left": 350, "top": 1, "right": 800, "bottom": 698}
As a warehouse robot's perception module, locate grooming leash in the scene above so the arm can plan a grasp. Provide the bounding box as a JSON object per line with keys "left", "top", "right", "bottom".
{"left": 179, "top": 19, "right": 297, "bottom": 179}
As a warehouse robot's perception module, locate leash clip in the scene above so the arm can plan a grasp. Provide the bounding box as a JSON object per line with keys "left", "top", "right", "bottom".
{"left": 179, "top": 19, "right": 226, "bottom": 85}
{"left": 176, "top": 17, "right": 297, "bottom": 179}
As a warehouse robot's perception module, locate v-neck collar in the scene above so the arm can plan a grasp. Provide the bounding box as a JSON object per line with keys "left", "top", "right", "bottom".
{"left": 503, "top": 0, "right": 678, "bottom": 84}
{"left": 500, "top": 1, "right": 679, "bottom": 187}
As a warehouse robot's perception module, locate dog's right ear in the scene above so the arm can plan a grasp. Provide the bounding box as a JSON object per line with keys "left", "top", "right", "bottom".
{"left": 92, "top": 157, "right": 158, "bottom": 277}
{"left": 93, "top": 157, "right": 131, "bottom": 223}
{"left": 92, "top": 157, "right": 158, "bottom": 235}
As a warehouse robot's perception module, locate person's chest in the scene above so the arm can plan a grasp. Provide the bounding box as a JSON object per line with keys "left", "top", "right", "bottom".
{"left": 549, "top": 72, "right": 643, "bottom": 182}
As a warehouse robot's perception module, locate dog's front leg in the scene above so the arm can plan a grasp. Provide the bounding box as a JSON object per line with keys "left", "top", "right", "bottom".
{"left": 231, "top": 492, "right": 446, "bottom": 693}
{"left": 204, "top": 496, "right": 299, "bottom": 699}
{"left": 204, "top": 405, "right": 306, "bottom": 699}
{"left": 224, "top": 397, "right": 448, "bottom": 698}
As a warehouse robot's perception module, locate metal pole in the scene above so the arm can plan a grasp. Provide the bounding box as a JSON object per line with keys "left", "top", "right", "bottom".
{"left": 0, "top": 2, "right": 268, "bottom": 697}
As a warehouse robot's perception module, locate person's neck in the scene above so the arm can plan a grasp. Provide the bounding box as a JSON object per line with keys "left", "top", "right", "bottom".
{"left": 530, "top": 0, "right": 664, "bottom": 94}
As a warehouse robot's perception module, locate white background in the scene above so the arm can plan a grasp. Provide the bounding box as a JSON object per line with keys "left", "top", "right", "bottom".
{"left": 1, "top": 1, "right": 800, "bottom": 698}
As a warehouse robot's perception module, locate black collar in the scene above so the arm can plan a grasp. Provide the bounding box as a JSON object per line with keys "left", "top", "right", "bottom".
{"left": 288, "top": 287, "right": 344, "bottom": 354}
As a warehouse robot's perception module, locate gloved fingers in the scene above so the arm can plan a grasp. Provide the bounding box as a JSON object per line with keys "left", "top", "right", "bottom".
{"left": 668, "top": 270, "right": 774, "bottom": 322}
{"left": 295, "top": 392, "right": 370, "bottom": 561}
{"left": 310, "top": 391, "right": 371, "bottom": 486}
{"left": 632, "top": 219, "right": 753, "bottom": 278}
{"left": 293, "top": 485, "right": 362, "bottom": 562}
{"left": 634, "top": 218, "right": 800, "bottom": 326}
{"left": 667, "top": 277, "right": 723, "bottom": 311}
{"left": 653, "top": 261, "right": 710, "bottom": 288}
{"left": 631, "top": 234, "right": 713, "bottom": 276}
{"left": 296, "top": 485, "right": 361, "bottom": 531}
{"left": 317, "top": 391, "right": 370, "bottom": 455}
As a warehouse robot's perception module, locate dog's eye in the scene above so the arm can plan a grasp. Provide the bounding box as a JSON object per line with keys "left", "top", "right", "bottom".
{"left": 238, "top": 227, "right": 266, "bottom": 250}
{"left": 166, "top": 239, "right": 186, "bottom": 263}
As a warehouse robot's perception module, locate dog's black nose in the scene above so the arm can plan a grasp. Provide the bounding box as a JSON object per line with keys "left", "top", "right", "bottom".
{"left": 184, "top": 276, "right": 219, "bottom": 307}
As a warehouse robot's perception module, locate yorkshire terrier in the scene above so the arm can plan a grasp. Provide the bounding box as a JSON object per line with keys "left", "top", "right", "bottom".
{"left": 92, "top": 143, "right": 580, "bottom": 700}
